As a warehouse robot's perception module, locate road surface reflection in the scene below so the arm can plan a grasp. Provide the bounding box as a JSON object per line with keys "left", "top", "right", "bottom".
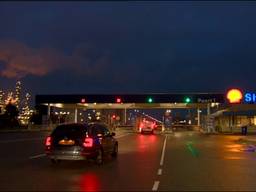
{"left": 79, "top": 172, "right": 100, "bottom": 191}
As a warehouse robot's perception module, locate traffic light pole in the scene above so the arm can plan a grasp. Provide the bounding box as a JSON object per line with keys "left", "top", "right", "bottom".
{"left": 124, "top": 108, "right": 127, "bottom": 125}
{"left": 74, "top": 108, "right": 78, "bottom": 123}
{"left": 162, "top": 116, "right": 165, "bottom": 132}
{"left": 47, "top": 103, "right": 51, "bottom": 126}
{"left": 197, "top": 108, "right": 200, "bottom": 127}
{"left": 207, "top": 103, "right": 210, "bottom": 133}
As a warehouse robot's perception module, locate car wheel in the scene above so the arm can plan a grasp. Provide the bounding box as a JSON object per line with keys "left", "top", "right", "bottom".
{"left": 95, "top": 149, "right": 103, "bottom": 165}
{"left": 111, "top": 144, "right": 118, "bottom": 158}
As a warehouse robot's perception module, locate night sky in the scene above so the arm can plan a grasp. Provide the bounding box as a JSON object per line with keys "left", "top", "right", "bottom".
{"left": 1, "top": 1, "right": 256, "bottom": 97}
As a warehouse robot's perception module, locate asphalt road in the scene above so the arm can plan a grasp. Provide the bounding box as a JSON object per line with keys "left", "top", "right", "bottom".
{"left": 1, "top": 130, "right": 256, "bottom": 191}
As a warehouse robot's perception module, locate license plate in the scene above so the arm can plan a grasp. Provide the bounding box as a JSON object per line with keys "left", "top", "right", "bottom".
{"left": 58, "top": 139, "right": 75, "bottom": 145}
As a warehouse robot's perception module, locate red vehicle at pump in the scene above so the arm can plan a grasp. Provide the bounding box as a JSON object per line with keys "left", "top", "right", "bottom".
{"left": 139, "top": 118, "right": 156, "bottom": 134}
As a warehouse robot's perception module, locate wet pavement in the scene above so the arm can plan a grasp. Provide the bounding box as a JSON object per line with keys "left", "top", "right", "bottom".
{"left": 1, "top": 130, "right": 256, "bottom": 191}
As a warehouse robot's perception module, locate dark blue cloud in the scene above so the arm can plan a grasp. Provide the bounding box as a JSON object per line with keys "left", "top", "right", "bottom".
{"left": 1, "top": 1, "right": 256, "bottom": 96}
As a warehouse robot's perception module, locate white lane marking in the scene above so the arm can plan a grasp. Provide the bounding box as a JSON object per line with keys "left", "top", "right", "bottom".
{"left": 160, "top": 135, "right": 167, "bottom": 166}
{"left": 29, "top": 154, "right": 46, "bottom": 159}
{"left": 157, "top": 168, "right": 162, "bottom": 175}
{"left": 0, "top": 137, "right": 44, "bottom": 144}
{"left": 115, "top": 133, "right": 131, "bottom": 139}
{"left": 152, "top": 181, "right": 160, "bottom": 191}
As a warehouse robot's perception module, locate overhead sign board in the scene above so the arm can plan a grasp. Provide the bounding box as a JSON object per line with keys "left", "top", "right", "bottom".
{"left": 36, "top": 93, "right": 225, "bottom": 104}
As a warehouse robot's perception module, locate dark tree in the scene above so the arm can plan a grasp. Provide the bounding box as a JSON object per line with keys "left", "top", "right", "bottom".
{"left": 0, "top": 103, "right": 20, "bottom": 129}
{"left": 4, "top": 103, "right": 19, "bottom": 119}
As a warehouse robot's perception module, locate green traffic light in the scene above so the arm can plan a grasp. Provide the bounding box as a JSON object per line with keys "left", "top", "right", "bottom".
{"left": 185, "top": 97, "right": 191, "bottom": 103}
{"left": 147, "top": 97, "right": 153, "bottom": 103}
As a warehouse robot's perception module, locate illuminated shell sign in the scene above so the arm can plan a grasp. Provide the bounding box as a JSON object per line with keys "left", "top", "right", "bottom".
{"left": 227, "top": 89, "right": 243, "bottom": 104}
{"left": 227, "top": 89, "right": 256, "bottom": 104}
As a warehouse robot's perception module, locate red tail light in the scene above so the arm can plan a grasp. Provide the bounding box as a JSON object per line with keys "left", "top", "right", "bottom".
{"left": 45, "top": 136, "right": 52, "bottom": 146}
{"left": 152, "top": 122, "right": 157, "bottom": 129}
{"left": 83, "top": 137, "right": 93, "bottom": 147}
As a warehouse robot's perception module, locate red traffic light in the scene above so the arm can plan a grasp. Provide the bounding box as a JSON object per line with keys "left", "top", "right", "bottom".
{"left": 116, "top": 97, "right": 122, "bottom": 103}
{"left": 112, "top": 115, "right": 116, "bottom": 119}
{"left": 81, "top": 98, "right": 86, "bottom": 103}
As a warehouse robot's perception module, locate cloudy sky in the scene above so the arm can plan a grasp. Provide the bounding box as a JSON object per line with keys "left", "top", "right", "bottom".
{"left": 0, "top": 1, "right": 256, "bottom": 97}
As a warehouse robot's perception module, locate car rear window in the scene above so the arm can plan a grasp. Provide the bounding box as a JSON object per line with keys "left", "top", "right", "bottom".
{"left": 52, "top": 124, "right": 87, "bottom": 139}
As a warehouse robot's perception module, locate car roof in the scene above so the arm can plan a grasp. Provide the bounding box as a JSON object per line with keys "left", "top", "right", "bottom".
{"left": 56, "top": 123, "right": 86, "bottom": 127}
{"left": 53, "top": 122, "right": 109, "bottom": 130}
{"left": 88, "top": 121, "right": 107, "bottom": 126}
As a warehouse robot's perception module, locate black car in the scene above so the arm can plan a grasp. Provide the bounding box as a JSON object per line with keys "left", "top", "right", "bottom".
{"left": 45, "top": 122, "right": 118, "bottom": 165}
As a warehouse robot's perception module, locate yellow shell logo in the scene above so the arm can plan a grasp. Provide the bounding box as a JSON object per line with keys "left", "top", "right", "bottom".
{"left": 227, "top": 89, "right": 243, "bottom": 103}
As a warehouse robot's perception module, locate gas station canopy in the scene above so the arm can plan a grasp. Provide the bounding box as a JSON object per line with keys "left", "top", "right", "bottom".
{"left": 36, "top": 93, "right": 225, "bottom": 109}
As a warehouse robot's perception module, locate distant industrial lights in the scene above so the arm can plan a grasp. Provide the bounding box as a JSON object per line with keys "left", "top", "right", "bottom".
{"left": 227, "top": 89, "right": 243, "bottom": 104}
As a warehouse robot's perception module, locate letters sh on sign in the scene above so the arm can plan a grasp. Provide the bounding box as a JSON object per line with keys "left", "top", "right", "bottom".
{"left": 245, "top": 92, "right": 256, "bottom": 103}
